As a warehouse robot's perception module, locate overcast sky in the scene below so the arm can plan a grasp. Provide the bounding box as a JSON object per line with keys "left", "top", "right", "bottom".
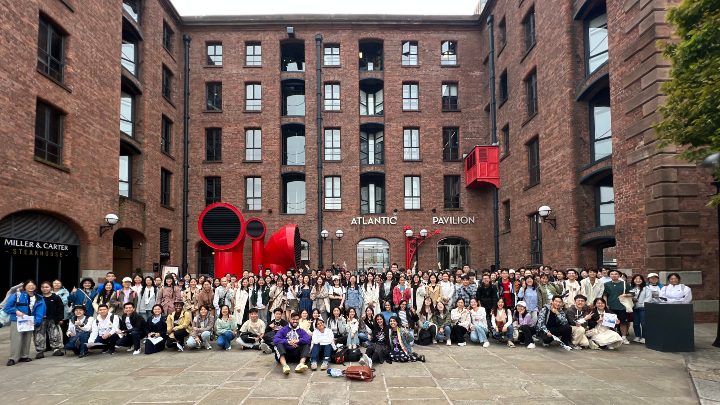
{"left": 170, "top": 0, "right": 482, "bottom": 16}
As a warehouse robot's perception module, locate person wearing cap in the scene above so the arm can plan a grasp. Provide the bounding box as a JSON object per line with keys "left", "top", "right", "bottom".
{"left": 165, "top": 300, "right": 192, "bottom": 351}
{"left": 580, "top": 268, "right": 605, "bottom": 305}
{"left": 64, "top": 305, "right": 94, "bottom": 357}
{"left": 512, "top": 301, "right": 536, "bottom": 348}
{"left": 112, "top": 277, "right": 138, "bottom": 313}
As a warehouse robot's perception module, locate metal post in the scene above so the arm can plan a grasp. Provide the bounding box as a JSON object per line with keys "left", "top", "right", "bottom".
{"left": 487, "top": 15, "right": 501, "bottom": 271}
{"left": 315, "top": 33, "right": 324, "bottom": 270}
{"left": 182, "top": 34, "right": 191, "bottom": 276}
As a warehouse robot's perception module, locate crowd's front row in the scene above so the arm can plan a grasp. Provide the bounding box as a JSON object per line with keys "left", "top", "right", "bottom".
{"left": 5, "top": 279, "right": 630, "bottom": 371}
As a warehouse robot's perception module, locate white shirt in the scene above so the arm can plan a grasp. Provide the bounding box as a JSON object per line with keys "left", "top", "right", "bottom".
{"left": 469, "top": 307, "right": 487, "bottom": 329}
{"left": 311, "top": 328, "right": 336, "bottom": 348}
{"left": 660, "top": 284, "right": 692, "bottom": 304}
{"left": 440, "top": 281, "right": 455, "bottom": 302}
{"left": 89, "top": 314, "right": 119, "bottom": 342}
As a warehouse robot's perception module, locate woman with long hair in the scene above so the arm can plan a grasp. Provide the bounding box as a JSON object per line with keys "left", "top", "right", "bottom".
{"left": 432, "top": 301, "right": 452, "bottom": 345}
{"left": 387, "top": 316, "right": 414, "bottom": 362}
{"left": 362, "top": 273, "right": 380, "bottom": 315}
{"left": 345, "top": 275, "right": 363, "bottom": 316}
{"left": 468, "top": 297, "right": 490, "bottom": 347}
{"left": 586, "top": 298, "right": 623, "bottom": 350}
{"left": 234, "top": 278, "right": 250, "bottom": 324}
{"left": 366, "top": 313, "right": 389, "bottom": 364}
{"left": 285, "top": 277, "right": 300, "bottom": 321}
{"left": 425, "top": 273, "right": 441, "bottom": 305}
{"left": 138, "top": 276, "right": 157, "bottom": 320}
{"left": 491, "top": 298, "right": 515, "bottom": 347}
{"left": 144, "top": 304, "right": 167, "bottom": 355}
{"left": 417, "top": 296, "right": 436, "bottom": 345}
{"left": 360, "top": 306, "right": 375, "bottom": 344}
{"left": 93, "top": 282, "right": 116, "bottom": 314}
{"left": 311, "top": 276, "right": 330, "bottom": 318}
{"left": 157, "top": 275, "right": 182, "bottom": 314}
{"left": 629, "top": 274, "right": 646, "bottom": 343}
{"left": 214, "top": 304, "right": 236, "bottom": 351}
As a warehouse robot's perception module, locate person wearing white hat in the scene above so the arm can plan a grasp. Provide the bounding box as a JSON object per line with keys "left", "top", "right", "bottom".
{"left": 112, "top": 277, "right": 138, "bottom": 313}
{"left": 513, "top": 301, "right": 536, "bottom": 348}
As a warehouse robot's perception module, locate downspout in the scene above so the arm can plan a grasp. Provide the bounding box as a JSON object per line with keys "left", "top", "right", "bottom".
{"left": 182, "top": 34, "right": 191, "bottom": 276}
{"left": 487, "top": 15, "right": 501, "bottom": 271}
{"left": 315, "top": 34, "right": 324, "bottom": 270}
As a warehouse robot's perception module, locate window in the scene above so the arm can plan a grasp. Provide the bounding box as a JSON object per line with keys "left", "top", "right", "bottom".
{"left": 37, "top": 16, "right": 66, "bottom": 82}
{"left": 121, "top": 36, "right": 138, "bottom": 76}
{"left": 204, "top": 177, "right": 221, "bottom": 206}
{"left": 281, "top": 42, "right": 305, "bottom": 72}
{"left": 441, "top": 40, "right": 457, "bottom": 66}
{"left": 357, "top": 238, "right": 389, "bottom": 272}
{"left": 498, "top": 71, "right": 508, "bottom": 104}
{"left": 325, "top": 176, "right": 342, "bottom": 210}
{"left": 161, "top": 115, "right": 172, "bottom": 154}
{"left": 443, "top": 176, "right": 460, "bottom": 209}
{"left": 34, "top": 101, "right": 64, "bottom": 164}
{"left": 282, "top": 173, "right": 306, "bottom": 214}
{"left": 282, "top": 124, "right": 305, "bottom": 165}
{"left": 205, "top": 128, "right": 221, "bottom": 161}
{"left": 527, "top": 137, "right": 540, "bottom": 186}
{"left": 245, "top": 128, "right": 261, "bottom": 161}
{"left": 300, "top": 240, "right": 310, "bottom": 266}
{"left": 122, "top": 0, "right": 140, "bottom": 22}
{"left": 324, "top": 44, "right": 340, "bottom": 66}
{"left": 120, "top": 92, "right": 134, "bottom": 136}
{"left": 442, "top": 127, "right": 460, "bottom": 161}
{"left": 597, "top": 178, "right": 615, "bottom": 226}
{"left": 198, "top": 242, "right": 214, "bottom": 276}
{"left": 529, "top": 214, "right": 542, "bottom": 265}
{"left": 160, "top": 169, "right": 172, "bottom": 207}
{"left": 360, "top": 173, "right": 385, "bottom": 214}
{"left": 403, "top": 128, "right": 420, "bottom": 161}
{"left": 324, "top": 128, "right": 341, "bottom": 161}
{"left": 360, "top": 127, "right": 384, "bottom": 165}
{"left": 246, "top": 42, "right": 261, "bottom": 66}
{"left": 501, "top": 124, "right": 510, "bottom": 156}
{"left": 162, "top": 66, "right": 173, "bottom": 100}
{"left": 206, "top": 82, "right": 222, "bottom": 111}
{"left": 502, "top": 200, "right": 510, "bottom": 230}
{"left": 525, "top": 70, "right": 537, "bottom": 117}
{"left": 119, "top": 153, "right": 131, "bottom": 197}
{"left": 498, "top": 17, "right": 507, "bottom": 49}
{"left": 282, "top": 80, "right": 305, "bottom": 116}
{"left": 207, "top": 42, "right": 222, "bottom": 66}
{"left": 162, "top": 21, "right": 173, "bottom": 52}
{"left": 587, "top": 12, "right": 608, "bottom": 73}
{"left": 402, "top": 82, "right": 419, "bottom": 110}
{"left": 402, "top": 41, "right": 418, "bottom": 66}
{"left": 404, "top": 176, "right": 421, "bottom": 210}
{"left": 324, "top": 83, "right": 340, "bottom": 111}
{"left": 245, "top": 83, "right": 261, "bottom": 111}
{"left": 246, "top": 177, "right": 261, "bottom": 211}
{"left": 442, "top": 82, "right": 459, "bottom": 111}
{"left": 359, "top": 80, "right": 384, "bottom": 116}
{"left": 359, "top": 40, "right": 383, "bottom": 71}
{"left": 160, "top": 229, "right": 171, "bottom": 262}
{"left": 437, "top": 237, "right": 469, "bottom": 271}
{"left": 523, "top": 8, "right": 536, "bottom": 53}
{"left": 591, "top": 92, "right": 612, "bottom": 161}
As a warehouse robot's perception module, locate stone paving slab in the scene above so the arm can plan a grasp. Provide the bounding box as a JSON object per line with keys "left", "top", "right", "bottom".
{"left": 0, "top": 325, "right": 713, "bottom": 404}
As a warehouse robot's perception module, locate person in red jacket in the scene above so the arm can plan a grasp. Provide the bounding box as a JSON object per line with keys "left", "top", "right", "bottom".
{"left": 393, "top": 275, "right": 413, "bottom": 308}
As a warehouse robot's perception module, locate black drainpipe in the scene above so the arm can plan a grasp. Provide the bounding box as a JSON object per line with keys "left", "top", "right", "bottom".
{"left": 487, "top": 15, "right": 501, "bottom": 271}
{"left": 315, "top": 34, "right": 324, "bottom": 270}
{"left": 182, "top": 34, "right": 191, "bottom": 276}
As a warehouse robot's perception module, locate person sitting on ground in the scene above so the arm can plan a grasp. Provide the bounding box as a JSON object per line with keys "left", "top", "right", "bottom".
{"left": 186, "top": 305, "right": 214, "bottom": 350}
{"left": 165, "top": 301, "right": 191, "bottom": 352}
{"left": 586, "top": 298, "right": 623, "bottom": 350}
{"left": 491, "top": 298, "right": 514, "bottom": 347}
{"left": 565, "top": 294, "right": 592, "bottom": 350}
{"left": 88, "top": 304, "right": 119, "bottom": 354}
{"left": 450, "top": 297, "right": 471, "bottom": 347}
{"left": 272, "top": 312, "right": 312, "bottom": 375}
{"left": 345, "top": 307, "right": 361, "bottom": 349}
{"left": 432, "top": 301, "right": 452, "bottom": 345}
{"left": 468, "top": 298, "right": 490, "bottom": 347}
{"left": 387, "top": 316, "right": 414, "bottom": 363}
{"left": 366, "top": 314, "right": 389, "bottom": 364}
{"left": 215, "top": 305, "right": 237, "bottom": 350}
{"left": 512, "top": 301, "right": 536, "bottom": 349}
{"left": 261, "top": 308, "right": 288, "bottom": 354}
{"left": 116, "top": 302, "right": 146, "bottom": 355}
{"left": 144, "top": 304, "right": 167, "bottom": 355}
{"left": 309, "top": 317, "right": 335, "bottom": 371}
{"left": 65, "top": 305, "right": 93, "bottom": 357}
{"left": 237, "top": 308, "right": 266, "bottom": 350}
{"left": 327, "top": 306, "right": 348, "bottom": 345}
{"left": 537, "top": 295, "right": 573, "bottom": 348}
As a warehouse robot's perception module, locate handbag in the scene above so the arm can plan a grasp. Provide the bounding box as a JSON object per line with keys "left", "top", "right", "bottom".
{"left": 331, "top": 346, "right": 347, "bottom": 365}
{"left": 343, "top": 365, "right": 375, "bottom": 381}
{"left": 619, "top": 281, "right": 634, "bottom": 313}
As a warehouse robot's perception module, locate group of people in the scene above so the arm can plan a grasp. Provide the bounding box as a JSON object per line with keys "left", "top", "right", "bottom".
{"left": 2, "top": 263, "right": 693, "bottom": 370}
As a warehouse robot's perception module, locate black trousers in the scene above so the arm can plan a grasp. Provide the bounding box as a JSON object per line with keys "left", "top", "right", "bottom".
{"left": 451, "top": 325, "right": 468, "bottom": 343}
{"left": 366, "top": 342, "right": 387, "bottom": 364}
{"left": 274, "top": 343, "right": 311, "bottom": 363}
{"left": 116, "top": 331, "right": 143, "bottom": 350}
{"left": 262, "top": 331, "right": 276, "bottom": 347}
{"left": 517, "top": 325, "right": 535, "bottom": 345}
{"left": 94, "top": 334, "right": 120, "bottom": 353}
{"left": 167, "top": 330, "right": 189, "bottom": 348}
{"left": 145, "top": 338, "right": 165, "bottom": 355}
{"left": 542, "top": 325, "right": 572, "bottom": 345}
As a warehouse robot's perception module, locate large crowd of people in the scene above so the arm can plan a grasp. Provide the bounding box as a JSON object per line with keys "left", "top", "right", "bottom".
{"left": 1, "top": 263, "right": 693, "bottom": 371}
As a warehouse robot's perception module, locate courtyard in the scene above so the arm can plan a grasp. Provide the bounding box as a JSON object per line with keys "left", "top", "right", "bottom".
{"left": 0, "top": 324, "right": 716, "bottom": 404}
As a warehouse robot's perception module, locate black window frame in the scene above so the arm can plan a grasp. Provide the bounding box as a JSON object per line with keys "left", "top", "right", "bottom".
{"left": 34, "top": 100, "right": 64, "bottom": 165}
{"left": 245, "top": 42, "right": 262, "bottom": 66}
{"left": 524, "top": 70, "right": 538, "bottom": 117}
{"left": 206, "top": 41, "right": 223, "bottom": 66}
{"left": 360, "top": 173, "right": 385, "bottom": 214}
{"left": 161, "top": 115, "right": 172, "bottom": 154}
{"left": 205, "top": 127, "right": 222, "bottom": 162}
{"left": 442, "top": 127, "right": 460, "bottom": 162}
{"left": 440, "top": 40, "right": 457, "bottom": 66}
{"left": 323, "top": 44, "right": 340, "bottom": 66}
{"left": 441, "top": 82, "right": 459, "bottom": 111}
{"left": 501, "top": 124, "right": 510, "bottom": 157}
{"left": 206, "top": 82, "right": 222, "bottom": 111}
{"left": 529, "top": 213, "right": 543, "bottom": 265}
{"left": 37, "top": 15, "right": 66, "bottom": 83}
{"left": 120, "top": 91, "right": 135, "bottom": 137}
{"left": 162, "top": 65, "right": 173, "bottom": 101}
{"left": 522, "top": 7, "right": 536, "bottom": 53}
{"left": 585, "top": 9, "right": 609, "bottom": 75}
{"left": 527, "top": 136, "right": 540, "bottom": 187}
{"left": 498, "top": 70, "right": 508, "bottom": 105}
{"left": 596, "top": 177, "right": 615, "bottom": 227}
{"left": 122, "top": 0, "right": 141, "bottom": 23}
{"left": 360, "top": 128, "right": 384, "bottom": 165}
{"left": 119, "top": 151, "right": 132, "bottom": 198}
{"left": 401, "top": 40, "right": 418, "bottom": 66}
{"left": 443, "top": 175, "right": 461, "bottom": 209}
{"left": 162, "top": 21, "right": 174, "bottom": 52}
{"left": 159, "top": 228, "right": 171, "bottom": 261}
{"left": 403, "top": 127, "right": 420, "bottom": 161}
{"left": 498, "top": 17, "right": 507, "bottom": 50}
{"left": 590, "top": 91, "right": 612, "bottom": 162}
{"left": 502, "top": 200, "right": 511, "bottom": 230}
{"left": 245, "top": 128, "right": 262, "bottom": 161}
{"left": 160, "top": 168, "right": 172, "bottom": 207}
{"left": 204, "top": 176, "right": 222, "bottom": 206}
{"left": 121, "top": 35, "right": 138, "bottom": 76}
{"left": 282, "top": 173, "right": 306, "bottom": 214}
{"left": 246, "top": 177, "right": 262, "bottom": 211}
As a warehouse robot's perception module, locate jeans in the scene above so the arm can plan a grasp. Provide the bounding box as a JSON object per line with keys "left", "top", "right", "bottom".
{"left": 401, "top": 328, "right": 414, "bottom": 354}
{"left": 64, "top": 331, "right": 90, "bottom": 355}
{"left": 216, "top": 331, "right": 234, "bottom": 350}
{"left": 436, "top": 325, "right": 452, "bottom": 342}
{"left": 347, "top": 333, "right": 360, "bottom": 347}
{"left": 358, "top": 331, "right": 369, "bottom": 343}
{"left": 310, "top": 344, "right": 332, "bottom": 363}
{"left": 469, "top": 325, "right": 488, "bottom": 343}
{"left": 186, "top": 331, "right": 212, "bottom": 349}
{"left": 633, "top": 307, "right": 645, "bottom": 338}
{"left": 493, "top": 325, "right": 513, "bottom": 341}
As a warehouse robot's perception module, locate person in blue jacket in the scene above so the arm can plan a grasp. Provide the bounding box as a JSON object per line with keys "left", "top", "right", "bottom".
{"left": 68, "top": 278, "right": 97, "bottom": 316}
{"left": 272, "top": 311, "right": 312, "bottom": 375}
{"left": 4, "top": 280, "right": 46, "bottom": 366}
{"left": 94, "top": 272, "right": 121, "bottom": 295}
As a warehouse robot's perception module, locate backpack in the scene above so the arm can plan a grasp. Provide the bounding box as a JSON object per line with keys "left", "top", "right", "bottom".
{"left": 331, "top": 346, "right": 347, "bottom": 365}
{"left": 96, "top": 314, "right": 116, "bottom": 326}
{"left": 417, "top": 327, "right": 434, "bottom": 346}
{"left": 343, "top": 365, "right": 375, "bottom": 381}
{"left": 345, "top": 347, "right": 362, "bottom": 362}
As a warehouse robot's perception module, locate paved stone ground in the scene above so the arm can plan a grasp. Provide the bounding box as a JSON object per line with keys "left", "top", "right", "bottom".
{"left": 686, "top": 324, "right": 720, "bottom": 404}
{"left": 0, "top": 325, "right": 713, "bottom": 404}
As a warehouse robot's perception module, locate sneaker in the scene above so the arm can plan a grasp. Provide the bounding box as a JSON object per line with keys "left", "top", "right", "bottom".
{"left": 310, "top": 362, "right": 318, "bottom": 370}
{"left": 176, "top": 342, "right": 184, "bottom": 352}
{"left": 205, "top": 342, "right": 213, "bottom": 350}
{"left": 320, "top": 361, "right": 329, "bottom": 370}
{"left": 573, "top": 345, "right": 583, "bottom": 350}
{"left": 78, "top": 353, "right": 87, "bottom": 358}
{"left": 432, "top": 340, "right": 437, "bottom": 344}
{"left": 225, "top": 346, "right": 232, "bottom": 351}
{"left": 527, "top": 343, "right": 535, "bottom": 349}
{"left": 259, "top": 342, "right": 272, "bottom": 354}
{"left": 507, "top": 341, "right": 515, "bottom": 348}
{"left": 295, "top": 363, "right": 308, "bottom": 373}
{"left": 359, "top": 353, "right": 372, "bottom": 368}
{"left": 622, "top": 337, "right": 630, "bottom": 345}
{"left": 589, "top": 341, "right": 600, "bottom": 350}
{"left": 446, "top": 340, "right": 451, "bottom": 346}
{"left": 632, "top": 337, "right": 642, "bottom": 343}
{"left": 35, "top": 352, "right": 44, "bottom": 359}
{"left": 482, "top": 341, "right": 490, "bottom": 348}
{"left": 6, "top": 360, "right": 15, "bottom": 366}
{"left": 282, "top": 364, "right": 291, "bottom": 375}
{"left": 639, "top": 338, "right": 646, "bottom": 344}
{"left": 132, "top": 349, "right": 141, "bottom": 355}
{"left": 458, "top": 342, "right": 466, "bottom": 347}
{"left": 126, "top": 347, "right": 133, "bottom": 352}
{"left": 18, "top": 357, "right": 32, "bottom": 362}
{"left": 608, "top": 345, "right": 616, "bottom": 350}
{"left": 542, "top": 343, "right": 549, "bottom": 347}
{"left": 53, "top": 350, "right": 64, "bottom": 356}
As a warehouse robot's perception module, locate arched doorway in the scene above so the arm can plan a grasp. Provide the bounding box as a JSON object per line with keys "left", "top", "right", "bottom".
{"left": 437, "top": 237, "right": 470, "bottom": 271}
{"left": 0, "top": 211, "right": 80, "bottom": 292}
{"left": 112, "top": 228, "right": 145, "bottom": 279}
{"left": 356, "top": 238, "right": 389, "bottom": 272}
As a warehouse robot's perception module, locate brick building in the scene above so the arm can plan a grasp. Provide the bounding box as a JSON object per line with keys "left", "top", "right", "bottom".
{"left": 0, "top": 0, "right": 716, "bottom": 318}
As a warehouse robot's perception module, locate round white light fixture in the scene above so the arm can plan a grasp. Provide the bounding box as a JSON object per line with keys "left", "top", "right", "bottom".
{"left": 104, "top": 213, "right": 120, "bottom": 226}
{"left": 538, "top": 206, "right": 552, "bottom": 218}
{"left": 320, "top": 229, "right": 329, "bottom": 239}
{"left": 335, "top": 229, "right": 344, "bottom": 239}
{"left": 405, "top": 229, "right": 414, "bottom": 238}
{"left": 420, "top": 229, "right": 428, "bottom": 238}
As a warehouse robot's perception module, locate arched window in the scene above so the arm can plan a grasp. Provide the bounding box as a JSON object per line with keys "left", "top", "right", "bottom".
{"left": 437, "top": 237, "right": 469, "bottom": 271}
{"left": 357, "top": 238, "right": 389, "bottom": 272}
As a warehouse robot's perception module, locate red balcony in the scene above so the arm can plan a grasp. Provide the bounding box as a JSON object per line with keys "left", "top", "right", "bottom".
{"left": 464, "top": 145, "right": 500, "bottom": 189}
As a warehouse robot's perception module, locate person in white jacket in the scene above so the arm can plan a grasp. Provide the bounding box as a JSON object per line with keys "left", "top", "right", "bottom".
{"left": 450, "top": 299, "right": 471, "bottom": 346}
{"left": 88, "top": 304, "right": 120, "bottom": 354}
{"left": 580, "top": 268, "right": 605, "bottom": 305}
{"left": 440, "top": 273, "right": 456, "bottom": 308}
{"left": 234, "top": 278, "right": 250, "bottom": 324}
{"left": 64, "top": 305, "right": 94, "bottom": 357}
{"left": 659, "top": 273, "right": 692, "bottom": 304}
{"left": 362, "top": 274, "right": 380, "bottom": 315}
{"left": 468, "top": 298, "right": 490, "bottom": 347}
{"left": 346, "top": 308, "right": 360, "bottom": 349}
{"left": 309, "top": 317, "right": 335, "bottom": 370}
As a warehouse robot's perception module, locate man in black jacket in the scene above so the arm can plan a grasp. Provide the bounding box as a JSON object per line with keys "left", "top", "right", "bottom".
{"left": 476, "top": 274, "right": 499, "bottom": 328}
{"left": 116, "top": 302, "right": 146, "bottom": 355}
{"left": 379, "top": 271, "right": 396, "bottom": 310}
{"left": 35, "top": 282, "right": 65, "bottom": 358}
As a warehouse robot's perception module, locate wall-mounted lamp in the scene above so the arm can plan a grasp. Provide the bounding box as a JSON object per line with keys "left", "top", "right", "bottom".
{"left": 287, "top": 26, "right": 295, "bottom": 38}
{"left": 99, "top": 213, "right": 119, "bottom": 236}
{"left": 538, "top": 205, "right": 557, "bottom": 229}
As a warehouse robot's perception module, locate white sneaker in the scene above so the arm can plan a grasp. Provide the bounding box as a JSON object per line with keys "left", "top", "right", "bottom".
{"left": 639, "top": 338, "right": 646, "bottom": 344}
{"left": 176, "top": 342, "right": 184, "bottom": 352}
{"left": 527, "top": 343, "right": 535, "bottom": 349}
{"left": 446, "top": 340, "right": 451, "bottom": 346}
{"left": 507, "top": 341, "right": 515, "bottom": 348}
{"left": 622, "top": 337, "right": 630, "bottom": 345}
{"left": 482, "top": 341, "right": 490, "bottom": 348}
{"left": 132, "top": 349, "right": 141, "bottom": 355}
{"left": 205, "top": 342, "right": 212, "bottom": 350}
{"left": 125, "top": 347, "right": 133, "bottom": 352}
{"left": 458, "top": 342, "right": 466, "bottom": 347}
{"left": 259, "top": 342, "right": 273, "bottom": 354}
{"left": 632, "top": 337, "right": 642, "bottom": 343}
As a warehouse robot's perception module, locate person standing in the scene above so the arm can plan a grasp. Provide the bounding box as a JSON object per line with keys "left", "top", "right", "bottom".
{"left": 362, "top": 273, "right": 380, "bottom": 315}
{"left": 234, "top": 278, "right": 251, "bottom": 324}
{"left": 112, "top": 277, "right": 138, "bottom": 314}
{"left": 580, "top": 268, "right": 605, "bottom": 304}
{"left": 35, "top": 281, "right": 65, "bottom": 358}
{"left": 156, "top": 275, "right": 182, "bottom": 314}
{"left": 496, "top": 269, "right": 517, "bottom": 309}
{"left": 68, "top": 278, "right": 96, "bottom": 317}
{"left": 138, "top": 276, "right": 157, "bottom": 321}
{"left": 4, "top": 280, "right": 46, "bottom": 366}
{"left": 603, "top": 270, "right": 632, "bottom": 345}
{"left": 562, "top": 270, "right": 582, "bottom": 309}
{"left": 251, "top": 278, "right": 271, "bottom": 323}
{"left": 195, "top": 280, "right": 214, "bottom": 315}
{"left": 537, "top": 274, "right": 563, "bottom": 310}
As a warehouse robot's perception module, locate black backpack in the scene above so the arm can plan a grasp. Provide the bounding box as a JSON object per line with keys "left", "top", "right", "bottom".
{"left": 417, "top": 328, "right": 434, "bottom": 346}
{"left": 346, "top": 347, "right": 362, "bottom": 362}
{"left": 331, "top": 346, "right": 347, "bottom": 364}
